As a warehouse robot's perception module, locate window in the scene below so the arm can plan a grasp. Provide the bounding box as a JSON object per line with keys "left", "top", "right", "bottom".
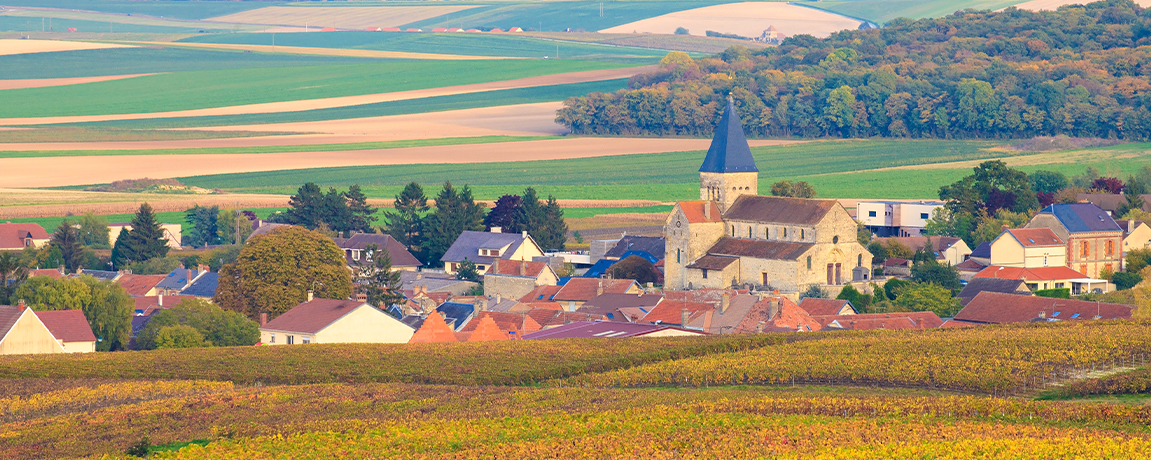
{"left": 351, "top": 250, "right": 360, "bottom": 261}
{"left": 920, "top": 213, "right": 929, "bottom": 219}
{"left": 801, "top": 229, "right": 805, "bottom": 240}
{"left": 748, "top": 227, "right": 752, "bottom": 238}
{"left": 676, "top": 249, "right": 681, "bottom": 263}
{"left": 765, "top": 228, "right": 770, "bottom": 239}
{"left": 1081, "top": 241, "right": 1090, "bottom": 258}
{"left": 857, "top": 254, "right": 863, "bottom": 267}
{"left": 868, "top": 211, "right": 877, "bottom": 217}
{"left": 287, "top": 335, "right": 295, "bottom": 345}
{"left": 490, "top": 249, "right": 500, "bottom": 257}
{"left": 806, "top": 256, "right": 812, "bottom": 270}
{"left": 1079, "top": 264, "right": 1088, "bottom": 275}
{"left": 833, "top": 236, "right": 839, "bottom": 244}
{"left": 731, "top": 225, "right": 735, "bottom": 237}
{"left": 1055, "top": 282, "right": 1065, "bottom": 288}
{"left": 269, "top": 333, "right": 275, "bottom": 344}
{"left": 784, "top": 228, "right": 789, "bottom": 238}
{"left": 1105, "top": 240, "right": 1115, "bottom": 256}
{"left": 478, "top": 265, "right": 486, "bottom": 271}
{"left": 702, "top": 269, "right": 708, "bottom": 279}
{"left": 302, "top": 337, "right": 311, "bottom": 344}
{"left": 1043, "top": 254, "right": 1048, "bottom": 266}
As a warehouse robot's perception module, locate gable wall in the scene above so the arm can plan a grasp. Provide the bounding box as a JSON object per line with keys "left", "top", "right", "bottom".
{"left": 315, "top": 305, "right": 415, "bottom": 344}
{"left": 0, "top": 311, "right": 66, "bottom": 355}
{"left": 665, "top": 205, "right": 724, "bottom": 290}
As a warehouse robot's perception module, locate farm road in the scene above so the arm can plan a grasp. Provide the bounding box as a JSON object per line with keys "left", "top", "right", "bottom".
{"left": 0, "top": 66, "right": 652, "bottom": 127}
{"left": 0, "top": 137, "right": 801, "bottom": 188}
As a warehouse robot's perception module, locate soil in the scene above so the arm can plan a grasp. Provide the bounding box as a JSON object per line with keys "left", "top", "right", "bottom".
{"left": 0, "top": 73, "right": 156, "bottom": 90}
{"left": 206, "top": 6, "right": 479, "bottom": 30}
{"left": 0, "top": 39, "right": 133, "bottom": 56}
{"left": 599, "top": 2, "right": 861, "bottom": 39}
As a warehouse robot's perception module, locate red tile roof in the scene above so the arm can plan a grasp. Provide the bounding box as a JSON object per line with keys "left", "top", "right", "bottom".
{"left": 408, "top": 312, "right": 458, "bottom": 343}
{"left": 677, "top": 201, "right": 723, "bottom": 223}
{"left": 0, "top": 305, "right": 27, "bottom": 342}
{"left": 527, "top": 309, "right": 604, "bottom": 328}
{"left": 973, "top": 266, "right": 1090, "bottom": 280}
{"left": 1003, "top": 228, "right": 1064, "bottom": 247}
{"left": 940, "top": 319, "right": 982, "bottom": 328}
{"left": 487, "top": 260, "right": 549, "bottom": 278}
{"left": 465, "top": 315, "right": 510, "bottom": 341}
{"left": 884, "top": 257, "right": 910, "bottom": 266}
{"left": 955, "top": 259, "right": 987, "bottom": 271}
{"left": 552, "top": 278, "right": 637, "bottom": 302}
{"left": 735, "top": 297, "right": 818, "bottom": 332}
{"left": 459, "top": 311, "right": 540, "bottom": 336}
{"left": 0, "top": 223, "right": 47, "bottom": 250}
{"left": 116, "top": 274, "right": 166, "bottom": 296}
{"left": 798, "top": 298, "right": 856, "bottom": 316}
{"left": 34, "top": 310, "right": 96, "bottom": 343}
{"left": 642, "top": 300, "right": 713, "bottom": 325}
{"left": 262, "top": 299, "right": 380, "bottom": 334}
{"left": 814, "top": 312, "right": 943, "bottom": 330}
{"left": 519, "top": 285, "right": 562, "bottom": 303}
{"left": 29, "top": 268, "right": 63, "bottom": 279}
{"left": 954, "top": 292, "right": 1134, "bottom": 324}
{"left": 523, "top": 321, "right": 702, "bottom": 340}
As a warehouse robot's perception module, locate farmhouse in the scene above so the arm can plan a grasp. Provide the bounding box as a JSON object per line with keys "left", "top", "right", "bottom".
{"left": 0, "top": 223, "right": 49, "bottom": 251}
{"left": 260, "top": 297, "right": 415, "bottom": 345}
{"left": 665, "top": 99, "right": 872, "bottom": 293}
{"left": 0, "top": 302, "right": 66, "bottom": 355}
{"left": 1024, "top": 203, "right": 1122, "bottom": 278}
{"left": 988, "top": 228, "right": 1066, "bottom": 269}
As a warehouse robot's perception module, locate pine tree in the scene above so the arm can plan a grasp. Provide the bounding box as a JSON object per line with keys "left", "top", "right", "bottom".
{"left": 420, "top": 182, "right": 485, "bottom": 267}
{"left": 539, "top": 195, "right": 568, "bottom": 251}
{"left": 112, "top": 203, "right": 170, "bottom": 268}
{"left": 345, "top": 184, "right": 377, "bottom": 233}
{"left": 77, "top": 212, "right": 110, "bottom": 249}
{"left": 512, "top": 187, "right": 544, "bottom": 234}
{"left": 184, "top": 205, "right": 220, "bottom": 248}
{"left": 384, "top": 182, "right": 429, "bottom": 260}
{"left": 354, "top": 244, "right": 404, "bottom": 308}
{"left": 51, "top": 220, "right": 85, "bottom": 273}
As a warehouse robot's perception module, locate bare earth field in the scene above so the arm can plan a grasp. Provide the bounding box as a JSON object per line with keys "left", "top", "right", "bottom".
{"left": 599, "top": 2, "right": 861, "bottom": 38}
{"left": 1011, "top": 0, "right": 1151, "bottom": 10}
{"left": 207, "top": 6, "right": 478, "bottom": 30}
{"left": 0, "top": 73, "right": 156, "bottom": 91}
{"left": 0, "top": 137, "right": 801, "bottom": 188}
{"left": 0, "top": 66, "right": 650, "bottom": 127}
{"left": 0, "top": 39, "right": 133, "bottom": 56}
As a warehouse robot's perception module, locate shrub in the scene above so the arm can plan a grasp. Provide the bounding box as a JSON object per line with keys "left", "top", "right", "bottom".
{"left": 1035, "top": 288, "right": 1071, "bottom": 299}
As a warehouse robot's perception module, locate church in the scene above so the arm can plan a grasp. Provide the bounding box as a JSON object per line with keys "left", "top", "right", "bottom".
{"left": 664, "top": 98, "right": 873, "bottom": 292}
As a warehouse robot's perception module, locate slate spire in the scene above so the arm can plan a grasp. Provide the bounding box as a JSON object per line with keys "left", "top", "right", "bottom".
{"left": 699, "top": 96, "right": 758, "bottom": 173}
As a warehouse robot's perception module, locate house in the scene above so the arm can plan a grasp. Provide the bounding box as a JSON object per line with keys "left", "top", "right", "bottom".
{"left": 75, "top": 269, "right": 121, "bottom": 282}
{"left": 954, "top": 259, "right": 988, "bottom": 282}
{"left": 457, "top": 315, "right": 509, "bottom": 342}
{"left": 0, "top": 302, "right": 66, "bottom": 354}
{"left": 525, "top": 309, "right": 605, "bottom": 329}
{"left": 154, "top": 267, "right": 210, "bottom": 295}
{"left": 431, "top": 27, "right": 448, "bottom": 32}
{"left": 108, "top": 223, "right": 182, "bottom": 250}
{"left": 665, "top": 100, "right": 872, "bottom": 292}
{"left": 856, "top": 201, "right": 945, "bottom": 237}
{"left": 179, "top": 272, "right": 219, "bottom": 298}
{"left": 29, "top": 268, "right": 64, "bottom": 279}
{"left": 0, "top": 223, "right": 49, "bottom": 250}
{"left": 973, "top": 266, "right": 1109, "bottom": 294}
{"left": 436, "top": 301, "right": 476, "bottom": 330}
{"left": 1116, "top": 220, "right": 1151, "bottom": 253}
{"left": 969, "top": 242, "right": 991, "bottom": 266}
{"left": 551, "top": 278, "right": 642, "bottom": 311}
{"left": 132, "top": 295, "right": 198, "bottom": 316}
{"left": 815, "top": 311, "right": 944, "bottom": 330}
{"left": 1025, "top": 203, "right": 1123, "bottom": 278}
{"left": 1077, "top": 193, "right": 1151, "bottom": 214}
{"left": 116, "top": 274, "right": 166, "bottom": 296}
{"left": 408, "top": 311, "right": 458, "bottom": 343}
{"left": 260, "top": 297, "right": 414, "bottom": 345}
{"left": 883, "top": 258, "right": 911, "bottom": 277}
{"left": 989, "top": 228, "right": 1066, "bottom": 269}
{"left": 523, "top": 320, "right": 703, "bottom": 340}
{"left": 797, "top": 298, "right": 857, "bottom": 316}
{"left": 34, "top": 310, "right": 96, "bottom": 353}
{"left": 456, "top": 311, "right": 540, "bottom": 340}
{"left": 400, "top": 271, "right": 478, "bottom": 297}
{"left": 953, "top": 291, "right": 1134, "bottom": 324}
{"left": 604, "top": 236, "right": 666, "bottom": 262}
{"left": 956, "top": 277, "right": 1032, "bottom": 306}
{"left": 735, "top": 295, "right": 821, "bottom": 333}
{"left": 332, "top": 233, "right": 421, "bottom": 272}
{"left": 578, "top": 293, "right": 664, "bottom": 322}
{"left": 507, "top": 26, "right": 524, "bottom": 32}
{"left": 519, "top": 285, "right": 562, "bottom": 303}
{"left": 482, "top": 259, "right": 558, "bottom": 301}
{"left": 440, "top": 229, "right": 544, "bottom": 276}
{"left": 872, "top": 236, "right": 971, "bottom": 265}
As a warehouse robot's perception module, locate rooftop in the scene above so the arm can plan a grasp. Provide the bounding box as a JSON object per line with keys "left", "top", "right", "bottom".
{"left": 34, "top": 310, "right": 96, "bottom": 343}
{"left": 1036, "top": 203, "right": 1122, "bottom": 234}
{"left": 954, "top": 291, "right": 1133, "bottom": 324}
{"left": 1002, "top": 228, "right": 1064, "bottom": 247}
{"left": 262, "top": 299, "right": 385, "bottom": 334}
{"left": 724, "top": 195, "right": 838, "bottom": 225}
{"left": 706, "top": 237, "right": 811, "bottom": 261}
{"left": 699, "top": 98, "right": 757, "bottom": 174}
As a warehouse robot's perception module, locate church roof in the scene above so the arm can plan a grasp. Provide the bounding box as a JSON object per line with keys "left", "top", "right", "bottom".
{"left": 724, "top": 195, "right": 838, "bottom": 225}
{"left": 699, "top": 98, "right": 757, "bottom": 174}
{"left": 706, "top": 238, "right": 812, "bottom": 261}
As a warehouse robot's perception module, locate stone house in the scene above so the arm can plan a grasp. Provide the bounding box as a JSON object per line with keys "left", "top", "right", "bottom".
{"left": 482, "top": 259, "right": 558, "bottom": 301}
{"left": 664, "top": 98, "right": 872, "bottom": 293}
{"left": 1025, "top": 203, "right": 1123, "bottom": 278}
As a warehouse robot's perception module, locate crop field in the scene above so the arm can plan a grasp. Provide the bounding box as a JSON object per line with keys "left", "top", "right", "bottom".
{"left": 2, "top": 322, "right": 1151, "bottom": 458}
{"left": 0, "top": 127, "right": 283, "bottom": 143}
{"left": 206, "top": 6, "right": 480, "bottom": 30}
{"left": 0, "top": 15, "right": 229, "bottom": 34}
{"left": 0, "top": 0, "right": 267, "bottom": 20}
{"left": 601, "top": 2, "right": 863, "bottom": 39}
{"left": 0, "top": 47, "right": 374, "bottom": 80}
{"left": 400, "top": 1, "right": 732, "bottom": 33}
{"left": 0, "top": 60, "right": 620, "bottom": 118}
{"left": 62, "top": 79, "right": 628, "bottom": 131}
{"left": 814, "top": 0, "right": 1023, "bottom": 24}
{"left": 180, "top": 31, "right": 670, "bottom": 60}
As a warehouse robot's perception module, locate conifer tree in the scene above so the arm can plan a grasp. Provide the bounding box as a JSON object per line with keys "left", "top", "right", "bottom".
{"left": 385, "top": 182, "right": 429, "bottom": 257}
{"left": 51, "top": 219, "right": 85, "bottom": 273}
{"left": 112, "top": 203, "right": 170, "bottom": 268}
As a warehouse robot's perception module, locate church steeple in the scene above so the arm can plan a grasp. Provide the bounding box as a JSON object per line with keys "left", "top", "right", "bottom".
{"left": 699, "top": 97, "right": 758, "bottom": 174}
{"left": 699, "top": 97, "right": 759, "bottom": 213}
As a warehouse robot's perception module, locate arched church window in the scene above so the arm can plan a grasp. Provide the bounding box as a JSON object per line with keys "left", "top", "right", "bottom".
{"left": 806, "top": 256, "right": 812, "bottom": 270}
{"left": 857, "top": 254, "right": 863, "bottom": 267}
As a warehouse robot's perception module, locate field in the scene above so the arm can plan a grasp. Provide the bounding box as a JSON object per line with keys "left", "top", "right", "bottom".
{"left": 601, "top": 2, "right": 863, "bottom": 38}
{"left": 1, "top": 322, "right": 1150, "bottom": 458}
{"left": 0, "top": 38, "right": 132, "bottom": 56}
{"left": 206, "top": 6, "right": 480, "bottom": 30}
{"left": 0, "top": 60, "right": 621, "bottom": 119}
{"left": 0, "top": 0, "right": 267, "bottom": 20}
{"left": 0, "top": 47, "right": 374, "bottom": 79}
{"left": 1013, "top": 0, "right": 1151, "bottom": 11}
{"left": 400, "top": 1, "right": 733, "bottom": 33}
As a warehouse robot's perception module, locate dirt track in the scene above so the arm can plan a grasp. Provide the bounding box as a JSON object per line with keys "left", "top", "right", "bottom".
{"left": 600, "top": 2, "right": 861, "bottom": 38}
{"left": 0, "top": 137, "right": 802, "bottom": 188}
{"left": 0, "top": 39, "right": 133, "bottom": 56}
{"left": 0, "top": 66, "right": 652, "bottom": 127}
{"left": 0, "top": 73, "right": 156, "bottom": 91}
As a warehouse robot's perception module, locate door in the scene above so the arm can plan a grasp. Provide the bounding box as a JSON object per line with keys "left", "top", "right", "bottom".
{"left": 827, "top": 264, "right": 834, "bottom": 285}
{"left": 835, "top": 263, "right": 842, "bottom": 285}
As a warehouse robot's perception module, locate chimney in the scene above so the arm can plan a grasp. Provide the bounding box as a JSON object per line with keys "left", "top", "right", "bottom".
{"left": 1001, "top": 224, "right": 1009, "bottom": 231}
{"left": 491, "top": 226, "right": 502, "bottom": 233}
{"left": 496, "top": 294, "right": 502, "bottom": 304}
{"left": 721, "top": 293, "right": 730, "bottom": 314}
{"left": 522, "top": 230, "right": 529, "bottom": 239}
{"left": 520, "top": 261, "right": 526, "bottom": 276}
{"left": 768, "top": 299, "right": 780, "bottom": 321}
{"left": 259, "top": 312, "right": 267, "bottom": 327}
{"left": 1129, "top": 220, "right": 1136, "bottom": 233}
{"left": 704, "top": 202, "right": 711, "bottom": 220}
{"left": 416, "top": 272, "right": 423, "bottom": 280}
{"left": 755, "top": 321, "right": 764, "bottom": 333}
{"left": 356, "top": 293, "right": 368, "bottom": 303}
{"left": 1038, "top": 310, "right": 1045, "bottom": 319}
{"left": 597, "top": 280, "right": 604, "bottom": 296}
{"left": 307, "top": 290, "right": 314, "bottom": 302}
{"left": 158, "top": 294, "right": 163, "bottom": 307}
{"left": 17, "top": 300, "right": 25, "bottom": 312}
{"left": 681, "top": 308, "right": 690, "bottom": 327}
{"left": 474, "top": 296, "right": 486, "bottom": 312}
{"left": 187, "top": 268, "right": 192, "bottom": 283}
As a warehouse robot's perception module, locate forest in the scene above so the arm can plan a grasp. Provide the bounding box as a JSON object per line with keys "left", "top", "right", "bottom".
{"left": 557, "top": 0, "right": 1151, "bottom": 140}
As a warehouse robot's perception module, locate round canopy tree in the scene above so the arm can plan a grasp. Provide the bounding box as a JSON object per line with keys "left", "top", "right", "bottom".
{"left": 214, "top": 226, "right": 352, "bottom": 319}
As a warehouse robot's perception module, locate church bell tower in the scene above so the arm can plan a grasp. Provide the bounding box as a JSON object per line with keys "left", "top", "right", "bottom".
{"left": 699, "top": 97, "right": 758, "bottom": 213}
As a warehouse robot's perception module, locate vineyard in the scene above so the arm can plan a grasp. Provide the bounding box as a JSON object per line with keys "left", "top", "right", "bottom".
{"left": 1, "top": 322, "right": 1150, "bottom": 458}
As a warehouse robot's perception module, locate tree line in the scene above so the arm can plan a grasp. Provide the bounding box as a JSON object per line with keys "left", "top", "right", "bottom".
{"left": 557, "top": 0, "right": 1151, "bottom": 140}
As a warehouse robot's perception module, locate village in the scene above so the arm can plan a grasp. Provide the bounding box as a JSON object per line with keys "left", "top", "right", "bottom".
{"left": 0, "top": 97, "right": 1142, "bottom": 354}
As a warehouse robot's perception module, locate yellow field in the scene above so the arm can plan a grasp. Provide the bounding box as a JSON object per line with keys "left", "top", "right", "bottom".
{"left": 600, "top": 2, "right": 862, "bottom": 39}
{"left": 207, "top": 6, "right": 478, "bottom": 30}
{"left": 0, "top": 39, "right": 132, "bottom": 56}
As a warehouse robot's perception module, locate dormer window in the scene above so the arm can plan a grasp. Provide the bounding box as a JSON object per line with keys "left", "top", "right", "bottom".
{"left": 479, "top": 249, "right": 501, "bottom": 257}
{"left": 351, "top": 250, "right": 360, "bottom": 261}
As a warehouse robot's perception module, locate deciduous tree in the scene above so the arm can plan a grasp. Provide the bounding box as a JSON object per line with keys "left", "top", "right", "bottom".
{"left": 13, "top": 275, "right": 132, "bottom": 351}
{"left": 354, "top": 244, "right": 404, "bottom": 308}
{"left": 136, "top": 298, "right": 259, "bottom": 350}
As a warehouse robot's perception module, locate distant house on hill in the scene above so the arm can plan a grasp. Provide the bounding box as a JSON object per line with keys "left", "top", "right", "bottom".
{"left": 332, "top": 233, "right": 421, "bottom": 272}
{"left": 260, "top": 297, "right": 414, "bottom": 345}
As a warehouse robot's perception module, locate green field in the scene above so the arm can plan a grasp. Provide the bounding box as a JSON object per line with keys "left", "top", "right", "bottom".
{"left": 0, "top": 15, "right": 229, "bottom": 34}
{"left": 400, "top": 1, "right": 730, "bottom": 33}
{"left": 179, "top": 31, "right": 670, "bottom": 61}
{"left": 56, "top": 78, "right": 630, "bottom": 130}
{"left": 815, "top": 0, "right": 1024, "bottom": 24}
{"left": 0, "top": 0, "right": 267, "bottom": 20}
{"left": 4, "top": 208, "right": 287, "bottom": 232}
{"left": 0, "top": 60, "right": 623, "bottom": 118}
